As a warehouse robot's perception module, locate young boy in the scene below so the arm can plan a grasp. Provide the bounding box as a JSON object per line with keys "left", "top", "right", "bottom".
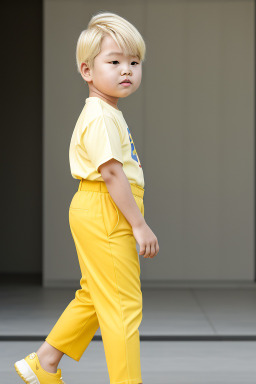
{"left": 14, "top": 11, "right": 159, "bottom": 384}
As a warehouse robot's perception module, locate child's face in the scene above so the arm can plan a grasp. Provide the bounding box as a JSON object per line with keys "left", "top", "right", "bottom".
{"left": 82, "top": 34, "right": 142, "bottom": 103}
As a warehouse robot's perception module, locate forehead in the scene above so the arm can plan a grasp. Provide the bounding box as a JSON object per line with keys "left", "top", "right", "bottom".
{"left": 100, "top": 34, "right": 137, "bottom": 58}
{"left": 100, "top": 34, "right": 121, "bottom": 51}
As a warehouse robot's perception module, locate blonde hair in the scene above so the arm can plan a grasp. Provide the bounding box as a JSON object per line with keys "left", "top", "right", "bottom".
{"left": 76, "top": 11, "right": 146, "bottom": 74}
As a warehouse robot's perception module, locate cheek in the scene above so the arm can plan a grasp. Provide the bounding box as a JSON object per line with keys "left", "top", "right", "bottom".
{"left": 102, "top": 66, "right": 116, "bottom": 78}
{"left": 135, "top": 66, "right": 142, "bottom": 76}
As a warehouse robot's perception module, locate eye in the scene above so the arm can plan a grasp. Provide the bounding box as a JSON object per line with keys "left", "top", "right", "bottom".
{"left": 109, "top": 61, "right": 139, "bottom": 65}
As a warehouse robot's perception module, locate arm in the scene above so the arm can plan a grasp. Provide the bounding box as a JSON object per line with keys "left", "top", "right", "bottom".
{"left": 99, "top": 158, "right": 159, "bottom": 259}
{"left": 98, "top": 159, "right": 145, "bottom": 229}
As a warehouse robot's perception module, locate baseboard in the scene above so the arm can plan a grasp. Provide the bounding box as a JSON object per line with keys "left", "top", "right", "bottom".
{"left": 43, "top": 278, "right": 256, "bottom": 289}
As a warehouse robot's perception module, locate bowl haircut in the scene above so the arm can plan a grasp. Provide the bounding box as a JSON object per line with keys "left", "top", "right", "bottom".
{"left": 76, "top": 11, "right": 146, "bottom": 75}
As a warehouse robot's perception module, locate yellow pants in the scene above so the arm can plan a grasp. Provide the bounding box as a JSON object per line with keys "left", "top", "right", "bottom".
{"left": 45, "top": 179, "right": 145, "bottom": 384}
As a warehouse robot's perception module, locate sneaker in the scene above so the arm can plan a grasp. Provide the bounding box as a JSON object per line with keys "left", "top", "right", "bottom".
{"left": 14, "top": 352, "right": 66, "bottom": 384}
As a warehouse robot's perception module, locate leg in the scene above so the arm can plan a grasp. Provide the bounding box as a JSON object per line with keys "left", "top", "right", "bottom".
{"left": 45, "top": 272, "right": 100, "bottom": 362}
{"left": 44, "top": 184, "right": 144, "bottom": 383}
{"left": 95, "top": 191, "right": 144, "bottom": 384}
{"left": 69, "top": 188, "right": 144, "bottom": 384}
{"left": 44, "top": 223, "right": 100, "bottom": 362}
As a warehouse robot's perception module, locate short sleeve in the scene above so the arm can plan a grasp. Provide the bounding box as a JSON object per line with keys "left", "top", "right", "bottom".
{"left": 83, "top": 115, "right": 123, "bottom": 172}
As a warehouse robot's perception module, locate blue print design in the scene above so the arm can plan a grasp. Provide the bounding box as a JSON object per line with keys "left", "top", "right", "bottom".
{"left": 127, "top": 126, "right": 142, "bottom": 167}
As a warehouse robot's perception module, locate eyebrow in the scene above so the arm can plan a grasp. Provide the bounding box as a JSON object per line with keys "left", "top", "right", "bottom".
{"left": 105, "top": 52, "right": 124, "bottom": 57}
{"left": 105, "top": 51, "right": 136, "bottom": 57}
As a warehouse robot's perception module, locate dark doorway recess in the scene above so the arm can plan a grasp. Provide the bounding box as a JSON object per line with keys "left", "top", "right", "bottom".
{"left": 0, "top": 1, "right": 43, "bottom": 282}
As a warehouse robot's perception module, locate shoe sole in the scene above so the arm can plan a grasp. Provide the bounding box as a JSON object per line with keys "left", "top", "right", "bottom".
{"left": 14, "top": 359, "right": 40, "bottom": 384}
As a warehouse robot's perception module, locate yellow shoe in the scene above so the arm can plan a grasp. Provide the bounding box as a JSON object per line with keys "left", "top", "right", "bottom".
{"left": 14, "top": 352, "right": 66, "bottom": 384}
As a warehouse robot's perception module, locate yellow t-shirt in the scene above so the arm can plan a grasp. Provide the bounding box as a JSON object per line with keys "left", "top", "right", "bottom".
{"left": 69, "top": 97, "right": 145, "bottom": 188}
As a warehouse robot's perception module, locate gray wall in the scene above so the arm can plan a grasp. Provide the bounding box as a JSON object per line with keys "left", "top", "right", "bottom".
{"left": 43, "top": 0, "right": 254, "bottom": 287}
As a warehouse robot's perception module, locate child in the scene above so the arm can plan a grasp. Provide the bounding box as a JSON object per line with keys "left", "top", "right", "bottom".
{"left": 14, "top": 11, "right": 159, "bottom": 384}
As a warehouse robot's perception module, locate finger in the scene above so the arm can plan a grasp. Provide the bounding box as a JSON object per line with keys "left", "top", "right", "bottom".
{"left": 153, "top": 243, "right": 159, "bottom": 256}
{"left": 149, "top": 244, "right": 156, "bottom": 258}
{"left": 144, "top": 244, "right": 151, "bottom": 258}
{"left": 139, "top": 245, "right": 146, "bottom": 256}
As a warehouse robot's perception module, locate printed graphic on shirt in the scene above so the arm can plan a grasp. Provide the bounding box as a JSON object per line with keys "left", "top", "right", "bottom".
{"left": 127, "top": 126, "right": 142, "bottom": 168}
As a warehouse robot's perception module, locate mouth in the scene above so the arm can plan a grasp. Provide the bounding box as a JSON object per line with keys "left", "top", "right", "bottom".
{"left": 120, "top": 80, "right": 132, "bottom": 84}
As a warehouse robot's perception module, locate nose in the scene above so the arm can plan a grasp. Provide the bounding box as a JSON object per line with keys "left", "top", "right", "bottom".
{"left": 121, "top": 66, "right": 132, "bottom": 76}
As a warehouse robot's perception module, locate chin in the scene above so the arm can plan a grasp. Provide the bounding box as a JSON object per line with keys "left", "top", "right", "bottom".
{"left": 118, "top": 92, "right": 133, "bottom": 98}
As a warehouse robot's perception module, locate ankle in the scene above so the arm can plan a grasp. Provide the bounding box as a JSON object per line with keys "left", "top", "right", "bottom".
{"left": 36, "top": 341, "right": 64, "bottom": 371}
{"left": 37, "top": 353, "right": 58, "bottom": 373}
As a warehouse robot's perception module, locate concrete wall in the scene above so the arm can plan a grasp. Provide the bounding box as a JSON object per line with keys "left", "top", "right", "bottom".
{"left": 43, "top": 0, "right": 254, "bottom": 287}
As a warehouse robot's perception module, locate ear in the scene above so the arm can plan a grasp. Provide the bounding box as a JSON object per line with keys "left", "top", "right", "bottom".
{"left": 81, "top": 62, "right": 92, "bottom": 83}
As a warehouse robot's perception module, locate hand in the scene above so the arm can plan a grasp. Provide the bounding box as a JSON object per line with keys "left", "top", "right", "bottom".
{"left": 132, "top": 220, "right": 160, "bottom": 258}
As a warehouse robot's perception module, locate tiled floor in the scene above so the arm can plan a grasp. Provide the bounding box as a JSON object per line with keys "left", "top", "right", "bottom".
{"left": 3, "top": 340, "right": 256, "bottom": 383}
{"left": 2, "top": 285, "right": 256, "bottom": 337}
{"left": 1, "top": 284, "right": 256, "bottom": 383}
